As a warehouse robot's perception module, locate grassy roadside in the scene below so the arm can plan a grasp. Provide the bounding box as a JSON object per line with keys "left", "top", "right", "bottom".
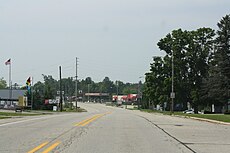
{"left": 63, "top": 107, "right": 87, "bottom": 112}
{"left": 0, "top": 116, "right": 11, "bottom": 119}
{"left": 0, "top": 112, "right": 48, "bottom": 117}
{"left": 140, "top": 109, "right": 230, "bottom": 123}
{"left": 0, "top": 107, "right": 87, "bottom": 119}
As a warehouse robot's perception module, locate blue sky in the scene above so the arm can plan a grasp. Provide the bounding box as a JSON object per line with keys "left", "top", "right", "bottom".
{"left": 0, "top": 0, "right": 230, "bottom": 86}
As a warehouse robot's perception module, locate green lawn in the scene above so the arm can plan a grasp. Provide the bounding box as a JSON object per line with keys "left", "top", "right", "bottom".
{"left": 0, "top": 112, "right": 46, "bottom": 117}
{"left": 63, "top": 107, "right": 87, "bottom": 112}
{"left": 187, "top": 114, "right": 230, "bottom": 123}
{"left": 141, "top": 109, "right": 230, "bottom": 123}
{"left": 0, "top": 107, "right": 87, "bottom": 120}
{"left": 0, "top": 116, "right": 11, "bottom": 119}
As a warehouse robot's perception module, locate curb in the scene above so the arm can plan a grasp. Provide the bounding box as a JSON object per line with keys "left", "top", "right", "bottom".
{"left": 189, "top": 116, "right": 230, "bottom": 125}
{"left": 173, "top": 114, "right": 230, "bottom": 125}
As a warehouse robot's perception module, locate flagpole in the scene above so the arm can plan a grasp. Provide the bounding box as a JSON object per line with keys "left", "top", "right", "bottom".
{"left": 31, "top": 77, "right": 33, "bottom": 110}
{"left": 9, "top": 60, "right": 12, "bottom": 106}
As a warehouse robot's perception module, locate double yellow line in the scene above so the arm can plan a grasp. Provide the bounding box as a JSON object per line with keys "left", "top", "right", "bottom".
{"left": 75, "top": 114, "right": 104, "bottom": 126}
{"left": 75, "top": 112, "right": 111, "bottom": 127}
{"left": 28, "top": 112, "right": 111, "bottom": 153}
{"left": 27, "top": 141, "right": 61, "bottom": 153}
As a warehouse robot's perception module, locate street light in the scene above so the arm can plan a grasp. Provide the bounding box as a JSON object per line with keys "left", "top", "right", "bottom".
{"left": 171, "top": 50, "right": 175, "bottom": 113}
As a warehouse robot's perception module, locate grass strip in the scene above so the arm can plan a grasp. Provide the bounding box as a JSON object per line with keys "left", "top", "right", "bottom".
{"left": 0, "top": 112, "right": 45, "bottom": 116}
{"left": 140, "top": 109, "right": 230, "bottom": 123}
{"left": 0, "top": 116, "right": 11, "bottom": 119}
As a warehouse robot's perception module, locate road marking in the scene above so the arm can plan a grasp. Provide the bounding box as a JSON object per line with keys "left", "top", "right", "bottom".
{"left": 27, "top": 141, "right": 49, "bottom": 153}
{"left": 75, "top": 112, "right": 111, "bottom": 126}
{"left": 0, "top": 113, "right": 74, "bottom": 127}
{"left": 41, "top": 141, "right": 61, "bottom": 153}
{"left": 75, "top": 114, "right": 102, "bottom": 126}
{"left": 80, "top": 114, "right": 104, "bottom": 126}
{"left": 75, "top": 114, "right": 100, "bottom": 126}
{"left": 27, "top": 141, "right": 61, "bottom": 153}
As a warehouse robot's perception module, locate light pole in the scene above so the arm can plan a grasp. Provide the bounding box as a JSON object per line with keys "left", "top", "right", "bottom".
{"left": 171, "top": 50, "right": 175, "bottom": 113}
{"left": 75, "top": 57, "right": 78, "bottom": 110}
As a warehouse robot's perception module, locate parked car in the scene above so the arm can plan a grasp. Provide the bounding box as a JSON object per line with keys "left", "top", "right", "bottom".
{"left": 183, "top": 109, "right": 203, "bottom": 114}
{"left": 183, "top": 109, "right": 194, "bottom": 114}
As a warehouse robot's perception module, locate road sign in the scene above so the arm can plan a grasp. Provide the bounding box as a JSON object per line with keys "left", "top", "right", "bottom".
{"left": 170, "top": 92, "right": 175, "bottom": 98}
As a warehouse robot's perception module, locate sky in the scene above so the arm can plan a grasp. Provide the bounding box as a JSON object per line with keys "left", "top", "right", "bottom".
{"left": 0, "top": 0, "right": 230, "bottom": 86}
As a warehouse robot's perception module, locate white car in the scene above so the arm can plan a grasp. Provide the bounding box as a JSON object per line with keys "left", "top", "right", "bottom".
{"left": 183, "top": 109, "right": 194, "bottom": 114}
{"left": 183, "top": 109, "right": 203, "bottom": 114}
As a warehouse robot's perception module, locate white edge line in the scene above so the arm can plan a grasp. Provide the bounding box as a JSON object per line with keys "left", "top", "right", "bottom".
{"left": 0, "top": 113, "right": 74, "bottom": 127}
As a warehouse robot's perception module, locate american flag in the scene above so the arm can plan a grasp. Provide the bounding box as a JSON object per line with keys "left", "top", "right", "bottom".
{"left": 5, "top": 59, "right": 11, "bottom": 65}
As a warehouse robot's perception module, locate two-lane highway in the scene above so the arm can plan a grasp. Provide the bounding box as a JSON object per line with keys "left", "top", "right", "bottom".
{"left": 0, "top": 103, "right": 229, "bottom": 153}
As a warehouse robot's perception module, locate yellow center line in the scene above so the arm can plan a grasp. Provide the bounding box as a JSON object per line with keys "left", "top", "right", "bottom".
{"left": 75, "top": 112, "right": 111, "bottom": 127}
{"left": 75, "top": 114, "right": 102, "bottom": 126}
{"left": 41, "top": 141, "right": 61, "bottom": 153}
{"left": 80, "top": 114, "right": 104, "bottom": 126}
{"left": 27, "top": 141, "right": 49, "bottom": 153}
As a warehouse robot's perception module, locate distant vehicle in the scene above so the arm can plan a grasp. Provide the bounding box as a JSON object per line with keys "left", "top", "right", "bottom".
{"left": 183, "top": 109, "right": 203, "bottom": 114}
{"left": 183, "top": 109, "right": 194, "bottom": 114}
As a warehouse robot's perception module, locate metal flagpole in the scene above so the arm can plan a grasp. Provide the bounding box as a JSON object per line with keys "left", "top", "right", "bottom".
{"left": 31, "top": 77, "right": 33, "bottom": 110}
{"left": 75, "top": 57, "right": 78, "bottom": 110}
{"left": 9, "top": 59, "right": 12, "bottom": 106}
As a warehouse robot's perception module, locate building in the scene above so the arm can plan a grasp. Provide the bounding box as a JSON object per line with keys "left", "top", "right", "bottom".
{"left": 84, "top": 93, "right": 110, "bottom": 102}
{"left": 0, "top": 89, "right": 27, "bottom": 108}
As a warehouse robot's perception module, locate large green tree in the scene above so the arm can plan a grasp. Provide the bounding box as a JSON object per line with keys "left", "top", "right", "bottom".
{"left": 187, "top": 28, "right": 215, "bottom": 113}
{"left": 157, "top": 29, "right": 191, "bottom": 110}
{"left": 144, "top": 56, "right": 170, "bottom": 108}
{"left": 144, "top": 28, "right": 215, "bottom": 112}
{"left": 202, "top": 15, "right": 230, "bottom": 109}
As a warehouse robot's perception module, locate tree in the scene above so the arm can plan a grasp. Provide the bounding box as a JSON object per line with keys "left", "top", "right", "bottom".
{"left": 100, "top": 77, "right": 114, "bottom": 93}
{"left": 60, "top": 77, "right": 75, "bottom": 98}
{"left": 0, "top": 78, "right": 7, "bottom": 89}
{"left": 187, "top": 28, "right": 215, "bottom": 113}
{"left": 33, "top": 81, "right": 45, "bottom": 109}
{"left": 202, "top": 15, "right": 230, "bottom": 109}
{"left": 42, "top": 75, "right": 58, "bottom": 99}
{"left": 144, "top": 56, "right": 169, "bottom": 108}
{"left": 157, "top": 29, "right": 191, "bottom": 110}
{"left": 144, "top": 28, "right": 215, "bottom": 112}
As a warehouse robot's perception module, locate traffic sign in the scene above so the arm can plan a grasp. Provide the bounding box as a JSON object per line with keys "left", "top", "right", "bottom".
{"left": 170, "top": 92, "right": 175, "bottom": 98}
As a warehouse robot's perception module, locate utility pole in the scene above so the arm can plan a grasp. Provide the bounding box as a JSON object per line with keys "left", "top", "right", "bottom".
{"left": 75, "top": 57, "right": 78, "bottom": 110}
{"left": 88, "top": 84, "right": 90, "bottom": 102}
{"left": 59, "top": 66, "right": 63, "bottom": 112}
{"left": 138, "top": 81, "right": 140, "bottom": 109}
{"left": 116, "top": 81, "right": 119, "bottom": 102}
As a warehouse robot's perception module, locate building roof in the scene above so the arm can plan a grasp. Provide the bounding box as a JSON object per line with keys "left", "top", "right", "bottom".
{"left": 0, "top": 89, "right": 27, "bottom": 100}
{"left": 85, "top": 93, "right": 109, "bottom": 96}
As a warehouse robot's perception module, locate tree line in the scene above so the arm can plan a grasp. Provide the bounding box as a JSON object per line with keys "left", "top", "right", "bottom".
{"left": 143, "top": 15, "right": 230, "bottom": 113}
{"left": 31, "top": 75, "right": 140, "bottom": 109}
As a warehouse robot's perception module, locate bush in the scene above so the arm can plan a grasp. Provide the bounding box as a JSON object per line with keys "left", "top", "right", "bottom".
{"left": 224, "top": 111, "right": 230, "bottom": 115}
{"left": 203, "top": 110, "right": 216, "bottom": 114}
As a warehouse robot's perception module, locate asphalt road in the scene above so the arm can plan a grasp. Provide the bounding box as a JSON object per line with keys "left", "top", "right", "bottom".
{"left": 0, "top": 103, "right": 229, "bottom": 153}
